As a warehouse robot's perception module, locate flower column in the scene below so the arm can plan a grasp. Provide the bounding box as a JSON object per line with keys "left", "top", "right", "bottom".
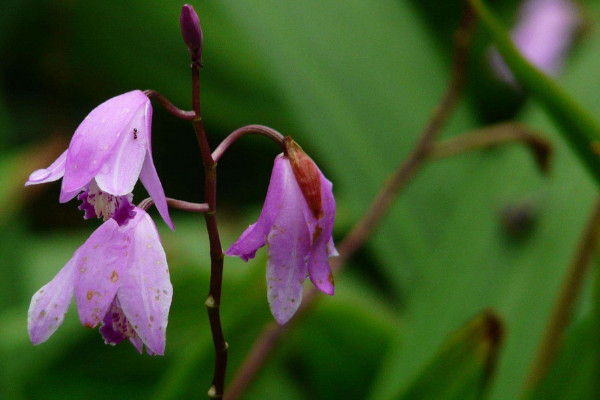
{"left": 181, "top": 5, "right": 228, "bottom": 399}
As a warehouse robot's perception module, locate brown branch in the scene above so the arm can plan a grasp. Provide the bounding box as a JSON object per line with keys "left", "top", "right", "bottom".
{"left": 224, "top": 6, "right": 477, "bottom": 399}
{"left": 186, "top": 45, "right": 228, "bottom": 399}
{"left": 212, "top": 125, "right": 286, "bottom": 162}
{"left": 523, "top": 196, "right": 600, "bottom": 393}
{"left": 430, "top": 122, "right": 553, "bottom": 173}
{"left": 138, "top": 197, "right": 210, "bottom": 213}
{"left": 144, "top": 89, "right": 196, "bottom": 121}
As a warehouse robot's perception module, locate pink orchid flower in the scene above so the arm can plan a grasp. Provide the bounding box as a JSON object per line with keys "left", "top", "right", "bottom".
{"left": 25, "top": 90, "right": 173, "bottom": 229}
{"left": 227, "top": 140, "right": 337, "bottom": 324}
{"left": 28, "top": 207, "right": 172, "bottom": 355}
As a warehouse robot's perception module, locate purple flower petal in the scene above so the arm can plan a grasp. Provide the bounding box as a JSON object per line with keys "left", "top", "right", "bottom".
{"left": 27, "top": 253, "right": 77, "bottom": 344}
{"left": 306, "top": 173, "right": 336, "bottom": 295}
{"left": 61, "top": 91, "right": 148, "bottom": 201}
{"left": 118, "top": 210, "right": 172, "bottom": 355}
{"left": 94, "top": 99, "right": 149, "bottom": 196}
{"left": 226, "top": 155, "right": 287, "bottom": 260}
{"left": 266, "top": 163, "right": 311, "bottom": 324}
{"left": 25, "top": 150, "right": 68, "bottom": 186}
{"left": 74, "top": 219, "right": 128, "bottom": 328}
{"left": 139, "top": 149, "right": 174, "bottom": 230}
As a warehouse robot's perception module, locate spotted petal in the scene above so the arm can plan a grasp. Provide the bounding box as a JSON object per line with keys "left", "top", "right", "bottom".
{"left": 74, "top": 219, "right": 128, "bottom": 328}
{"left": 118, "top": 210, "right": 172, "bottom": 355}
{"left": 27, "top": 252, "right": 77, "bottom": 344}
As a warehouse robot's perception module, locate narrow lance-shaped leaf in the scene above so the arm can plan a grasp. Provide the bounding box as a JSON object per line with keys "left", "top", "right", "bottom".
{"left": 397, "top": 309, "right": 504, "bottom": 400}
{"left": 469, "top": 0, "right": 600, "bottom": 186}
{"left": 523, "top": 257, "right": 600, "bottom": 400}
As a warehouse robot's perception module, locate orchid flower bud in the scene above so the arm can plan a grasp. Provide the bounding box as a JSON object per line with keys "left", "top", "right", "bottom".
{"left": 180, "top": 4, "right": 203, "bottom": 58}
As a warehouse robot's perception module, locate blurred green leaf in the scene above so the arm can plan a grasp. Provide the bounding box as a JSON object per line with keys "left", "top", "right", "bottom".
{"left": 523, "top": 315, "right": 600, "bottom": 400}
{"left": 523, "top": 256, "right": 600, "bottom": 400}
{"left": 398, "top": 310, "right": 503, "bottom": 400}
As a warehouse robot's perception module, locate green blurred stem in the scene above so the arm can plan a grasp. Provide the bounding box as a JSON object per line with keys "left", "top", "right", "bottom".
{"left": 468, "top": 0, "right": 600, "bottom": 186}
{"left": 189, "top": 49, "right": 228, "bottom": 399}
{"left": 430, "top": 122, "right": 553, "bottom": 173}
{"left": 523, "top": 197, "right": 600, "bottom": 393}
{"left": 224, "top": 6, "right": 477, "bottom": 400}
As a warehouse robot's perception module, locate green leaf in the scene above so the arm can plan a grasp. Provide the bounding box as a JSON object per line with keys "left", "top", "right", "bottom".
{"left": 523, "top": 314, "right": 600, "bottom": 400}
{"left": 397, "top": 310, "right": 504, "bottom": 400}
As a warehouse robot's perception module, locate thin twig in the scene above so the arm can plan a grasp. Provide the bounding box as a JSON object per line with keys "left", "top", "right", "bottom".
{"left": 523, "top": 197, "right": 600, "bottom": 393}
{"left": 138, "top": 197, "right": 210, "bottom": 213}
{"left": 430, "top": 122, "right": 553, "bottom": 173}
{"left": 212, "top": 125, "right": 286, "bottom": 162}
{"left": 224, "top": 6, "right": 477, "bottom": 399}
{"left": 144, "top": 89, "right": 196, "bottom": 120}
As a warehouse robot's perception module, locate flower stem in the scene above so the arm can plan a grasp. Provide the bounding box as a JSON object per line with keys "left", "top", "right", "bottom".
{"left": 138, "top": 197, "right": 210, "bottom": 213}
{"left": 430, "top": 122, "right": 553, "bottom": 173}
{"left": 189, "top": 52, "right": 228, "bottom": 399}
{"left": 144, "top": 89, "right": 196, "bottom": 121}
{"left": 522, "top": 197, "right": 600, "bottom": 394}
{"left": 212, "top": 125, "right": 286, "bottom": 162}
{"left": 224, "top": 6, "right": 477, "bottom": 399}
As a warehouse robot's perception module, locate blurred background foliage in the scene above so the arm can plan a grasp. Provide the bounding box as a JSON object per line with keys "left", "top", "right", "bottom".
{"left": 1, "top": 0, "right": 600, "bottom": 399}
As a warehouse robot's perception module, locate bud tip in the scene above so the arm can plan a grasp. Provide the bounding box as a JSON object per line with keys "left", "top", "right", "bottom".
{"left": 180, "top": 4, "right": 203, "bottom": 54}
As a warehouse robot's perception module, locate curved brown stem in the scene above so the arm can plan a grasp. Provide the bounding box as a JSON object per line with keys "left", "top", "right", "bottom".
{"left": 144, "top": 89, "right": 196, "bottom": 121}
{"left": 523, "top": 197, "right": 600, "bottom": 393}
{"left": 430, "top": 122, "right": 553, "bottom": 173}
{"left": 138, "top": 197, "right": 210, "bottom": 213}
{"left": 212, "top": 125, "right": 286, "bottom": 162}
{"left": 224, "top": 6, "right": 477, "bottom": 400}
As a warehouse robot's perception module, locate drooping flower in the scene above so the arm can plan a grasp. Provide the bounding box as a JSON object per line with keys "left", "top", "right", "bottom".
{"left": 227, "top": 138, "right": 337, "bottom": 324}
{"left": 27, "top": 207, "right": 172, "bottom": 355}
{"left": 25, "top": 90, "right": 173, "bottom": 229}
{"left": 489, "top": 0, "right": 580, "bottom": 85}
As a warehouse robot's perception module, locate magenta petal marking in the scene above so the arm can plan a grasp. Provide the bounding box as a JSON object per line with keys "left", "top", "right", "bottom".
{"left": 27, "top": 253, "right": 77, "bottom": 344}
{"left": 62, "top": 91, "right": 148, "bottom": 196}
{"left": 99, "top": 300, "right": 127, "bottom": 346}
{"left": 74, "top": 219, "right": 127, "bottom": 328}
{"left": 226, "top": 155, "right": 287, "bottom": 260}
{"left": 77, "top": 190, "right": 97, "bottom": 220}
{"left": 118, "top": 210, "right": 172, "bottom": 355}
{"left": 112, "top": 196, "right": 137, "bottom": 226}
{"left": 140, "top": 149, "right": 174, "bottom": 230}
{"left": 25, "top": 150, "right": 68, "bottom": 186}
